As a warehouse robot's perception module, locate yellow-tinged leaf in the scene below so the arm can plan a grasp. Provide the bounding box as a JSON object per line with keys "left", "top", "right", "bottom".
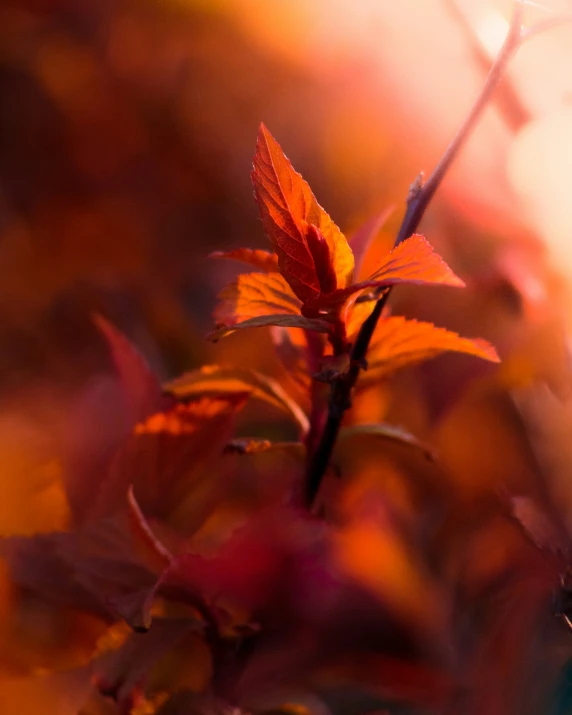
{"left": 343, "top": 298, "right": 376, "bottom": 338}
{"left": 164, "top": 364, "right": 309, "bottom": 433}
{"left": 360, "top": 316, "right": 499, "bottom": 384}
{"left": 252, "top": 124, "right": 354, "bottom": 301}
{"left": 209, "top": 248, "right": 279, "bottom": 273}
{"left": 213, "top": 272, "right": 301, "bottom": 326}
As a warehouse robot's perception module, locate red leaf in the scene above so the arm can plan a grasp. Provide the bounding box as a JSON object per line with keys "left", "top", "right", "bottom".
{"left": 1, "top": 508, "right": 164, "bottom": 625}
{"left": 208, "top": 248, "right": 279, "bottom": 273}
{"left": 91, "top": 396, "right": 249, "bottom": 523}
{"left": 154, "top": 506, "right": 327, "bottom": 615}
{"left": 360, "top": 316, "right": 499, "bottom": 384}
{"left": 305, "top": 224, "right": 338, "bottom": 295}
{"left": 252, "top": 124, "right": 354, "bottom": 302}
{"left": 93, "top": 314, "right": 164, "bottom": 424}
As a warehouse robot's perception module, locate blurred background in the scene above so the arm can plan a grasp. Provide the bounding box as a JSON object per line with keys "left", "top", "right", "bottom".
{"left": 2, "top": 0, "right": 572, "bottom": 713}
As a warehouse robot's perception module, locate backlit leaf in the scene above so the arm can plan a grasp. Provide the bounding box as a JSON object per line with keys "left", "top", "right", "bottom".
{"left": 304, "top": 235, "right": 466, "bottom": 315}
{"left": 360, "top": 316, "right": 499, "bottom": 384}
{"left": 208, "top": 314, "right": 330, "bottom": 341}
{"left": 213, "top": 272, "right": 301, "bottom": 326}
{"left": 367, "top": 234, "right": 466, "bottom": 287}
{"left": 208, "top": 248, "right": 279, "bottom": 273}
{"left": 164, "top": 365, "right": 309, "bottom": 434}
{"left": 271, "top": 327, "right": 312, "bottom": 400}
{"left": 252, "top": 124, "right": 354, "bottom": 301}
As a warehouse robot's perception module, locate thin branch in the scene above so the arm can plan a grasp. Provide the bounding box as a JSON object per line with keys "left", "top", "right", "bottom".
{"left": 304, "top": 0, "right": 527, "bottom": 508}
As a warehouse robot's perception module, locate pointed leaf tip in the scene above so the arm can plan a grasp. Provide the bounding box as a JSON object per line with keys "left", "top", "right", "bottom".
{"left": 252, "top": 124, "right": 354, "bottom": 302}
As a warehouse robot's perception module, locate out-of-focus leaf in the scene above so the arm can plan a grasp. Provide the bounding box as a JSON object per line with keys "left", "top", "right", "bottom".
{"left": 333, "top": 515, "right": 446, "bottom": 644}
{"left": 209, "top": 248, "right": 280, "bottom": 273}
{"left": 93, "top": 618, "right": 200, "bottom": 710}
{"left": 223, "top": 438, "right": 304, "bottom": 457}
{"left": 93, "top": 314, "right": 164, "bottom": 424}
{"left": 359, "top": 316, "right": 499, "bottom": 385}
{"left": 509, "top": 495, "right": 568, "bottom": 556}
{"left": 91, "top": 396, "right": 249, "bottom": 522}
{"left": 271, "top": 326, "right": 312, "bottom": 397}
{"left": 0, "top": 456, "right": 70, "bottom": 537}
{"left": 142, "top": 506, "right": 326, "bottom": 626}
{"left": 348, "top": 206, "right": 394, "bottom": 277}
{"left": 338, "top": 424, "right": 436, "bottom": 461}
{"left": 343, "top": 299, "right": 377, "bottom": 339}
{"left": 322, "top": 656, "right": 454, "bottom": 711}
{"left": 164, "top": 365, "right": 309, "bottom": 434}
{"left": 1, "top": 503, "right": 170, "bottom": 627}
{"left": 208, "top": 314, "right": 330, "bottom": 341}
{"left": 0, "top": 670, "right": 92, "bottom": 715}
{"left": 252, "top": 123, "right": 354, "bottom": 301}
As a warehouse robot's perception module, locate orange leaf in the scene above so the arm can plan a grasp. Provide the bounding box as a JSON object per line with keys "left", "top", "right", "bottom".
{"left": 213, "top": 272, "right": 301, "bottom": 326}
{"left": 271, "top": 326, "right": 312, "bottom": 383}
{"left": 304, "top": 235, "right": 465, "bottom": 315}
{"left": 164, "top": 364, "right": 309, "bottom": 433}
{"left": 252, "top": 124, "right": 354, "bottom": 301}
{"left": 208, "top": 248, "right": 279, "bottom": 273}
{"left": 361, "top": 316, "right": 499, "bottom": 384}
{"left": 367, "top": 234, "right": 465, "bottom": 288}
{"left": 208, "top": 314, "right": 330, "bottom": 341}
{"left": 91, "top": 396, "right": 248, "bottom": 522}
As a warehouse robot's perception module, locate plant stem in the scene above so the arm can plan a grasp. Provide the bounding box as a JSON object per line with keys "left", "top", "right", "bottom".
{"left": 304, "top": 1, "right": 526, "bottom": 509}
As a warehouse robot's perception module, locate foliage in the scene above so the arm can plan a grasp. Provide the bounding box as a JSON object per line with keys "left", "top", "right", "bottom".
{"left": 1, "top": 2, "right": 572, "bottom": 715}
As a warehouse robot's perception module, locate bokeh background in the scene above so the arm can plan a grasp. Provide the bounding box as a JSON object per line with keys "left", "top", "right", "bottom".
{"left": 2, "top": 0, "right": 572, "bottom": 713}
